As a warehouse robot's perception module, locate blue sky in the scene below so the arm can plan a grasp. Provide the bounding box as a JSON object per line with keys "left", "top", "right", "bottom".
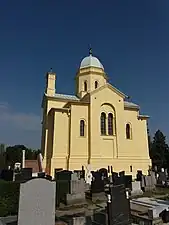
{"left": 0, "top": 0, "right": 169, "bottom": 148}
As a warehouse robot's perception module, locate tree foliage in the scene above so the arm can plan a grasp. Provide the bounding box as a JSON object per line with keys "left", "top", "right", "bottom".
{"left": 5, "top": 145, "right": 39, "bottom": 168}
{"left": 149, "top": 130, "right": 169, "bottom": 170}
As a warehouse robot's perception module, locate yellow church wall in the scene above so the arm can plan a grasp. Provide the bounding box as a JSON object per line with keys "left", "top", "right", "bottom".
{"left": 42, "top": 98, "right": 70, "bottom": 174}
{"left": 47, "top": 99, "right": 66, "bottom": 113}
{"left": 121, "top": 109, "right": 150, "bottom": 159}
{"left": 68, "top": 104, "right": 89, "bottom": 170}
{"left": 50, "top": 110, "right": 69, "bottom": 176}
{"left": 88, "top": 86, "right": 150, "bottom": 175}
{"left": 90, "top": 86, "right": 124, "bottom": 160}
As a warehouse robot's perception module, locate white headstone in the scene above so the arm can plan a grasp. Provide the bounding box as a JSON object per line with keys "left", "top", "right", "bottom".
{"left": 131, "top": 181, "right": 143, "bottom": 196}
{"left": 18, "top": 178, "right": 56, "bottom": 225}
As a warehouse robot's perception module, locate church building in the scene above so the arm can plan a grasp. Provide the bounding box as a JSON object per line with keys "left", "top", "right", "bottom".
{"left": 41, "top": 50, "right": 151, "bottom": 177}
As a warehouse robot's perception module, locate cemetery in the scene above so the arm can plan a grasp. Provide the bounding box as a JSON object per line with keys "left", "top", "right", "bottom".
{"left": 1, "top": 164, "right": 169, "bottom": 225}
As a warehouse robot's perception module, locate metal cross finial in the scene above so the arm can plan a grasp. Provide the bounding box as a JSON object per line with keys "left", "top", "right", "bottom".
{"left": 50, "top": 67, "right": 52, "bottom": 72}
{"left": 89, "top": 46, "right": 92, "bottom": 56}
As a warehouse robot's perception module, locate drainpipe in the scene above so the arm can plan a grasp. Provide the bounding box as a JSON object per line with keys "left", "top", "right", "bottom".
{"left": 67, "top": 109, "right": 71, "bottom": 170}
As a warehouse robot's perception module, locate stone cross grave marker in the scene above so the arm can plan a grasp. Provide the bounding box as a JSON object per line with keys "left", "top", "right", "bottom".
{"left": 18, "top": 178, "right": 56, "bottom": 225}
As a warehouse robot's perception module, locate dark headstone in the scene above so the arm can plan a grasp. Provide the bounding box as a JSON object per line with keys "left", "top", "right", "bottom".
{"left": 46, "top": 175, "right": 52, "bottom": 181}
{"left": 107, "top": 184, "right": 131, "bottom": 225}
{"left": 91, "top": 171, "right": 104, "bottom": 193}
{"left": 112, "top": 172, "right": 118, "bottom": 184}
{"left": 56, "top": 180, "right": 70, "bottom": 207}
{"left": 136, "top": 170, "right": 142, "bottom": 181}
{"left": 111, "top": 166, "right": 113, "bottom": 174}
{"left": 21, "top": 168, "right": 32, "bottom": 179}
{"left": 38, "top": 172, "right": 45, "bottom": 178}
{"left": 55, "top": 170, "right": 72, "bottom": 181}
{"left": 1, "top": 169, "right": 13, "bottom": 181}
{"left": 119, "top": 171, "right": 125, "bottom": 177}
{"left": 99, "top": 168, "right": 108, "bottom": 179}
{"left": 157, "top": 172, "right": 167, "bottom": 185}
{"left": 55, "top": 168, "right": 63, "bottom": 172}
{"left": 124, "top": 175, "right": 132, "bottom": 189}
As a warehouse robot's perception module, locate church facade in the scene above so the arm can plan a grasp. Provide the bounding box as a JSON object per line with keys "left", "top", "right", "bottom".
{"left": 41, "top": 51, "right": 151, "bottom": 177}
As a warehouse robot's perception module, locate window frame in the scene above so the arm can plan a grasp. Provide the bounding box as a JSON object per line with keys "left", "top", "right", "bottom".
{"left": 126, "top": 123, "right": 132, "bottom": 139}
{"left": 95, "top": 81, "right": 98, "bottom": 89}
{"left": 84, "top": 81, "right": 87, "bottom": 92}
{"left": 100, "top": 112, "right": 106, "bottom": 135}
{"left": 80, "top": 120, "right": 85, "bottom": 137}
{"left": 108, "top": 113, "right": 113, "bottom": 136}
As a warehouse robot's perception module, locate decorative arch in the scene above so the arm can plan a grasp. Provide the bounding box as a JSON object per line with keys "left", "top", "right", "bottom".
{"left": 100, "top": 112, "right": 106, "bottom": 135}
{"left": 126, "top": 123, "right": 132, "bottom": 139}
{"left": 100, "top": 103, "right": 116, "bottom": 135}
{"left": 84, "top": 81, "right": 87, "bottom": 92}
{"left": 95, "top": 80, "right": 98, "bottom": 89}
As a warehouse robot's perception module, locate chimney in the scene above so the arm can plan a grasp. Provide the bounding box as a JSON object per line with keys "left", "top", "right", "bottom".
{"left": 22, "top": 150, "right": 25, "bottom": 168}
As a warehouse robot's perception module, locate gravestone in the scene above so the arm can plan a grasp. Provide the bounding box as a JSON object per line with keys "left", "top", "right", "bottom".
{"left": 112, "top": 172, "right": 118, "bottom": 184}
{"left": 99, "top": 168, "right": 108, "bottom": 179}
{"left": 74, "top": 167, "right": 85, "bottom": 179}
{"left": 91, "top": 171, "right": 106, "bottom": 202}
{"left": 165, "top": 169, "right": 168, "bottom": 179}
{"left": 144, "top": 175, "right": 156, "bottom": 191}
{"left": 119, "top": 171, "right": 125, "bottom": 177}
{"left": 149, "top": 171, "right": 157, "bottom": 186}
{"left": 131, "top": 181, "right": 143, "bottom": 196}
{"left": 107, "top": 184, "right": 131, "bottom": 225}
{"left": 136, "top": 170, "right": 142, "bottom": 181}
{"left": 38, "top": 172, "right": 45, "bottom": 178}
{"left": 91, "top": 171, "right": 104, "bottom": 193}
{"left": 55, "top": 170, "right": 72, "bottom": 181}
{"left": 18, "top": 178, "right": 56, "bottom": 225}
{"left": 157, "top": 172, "right": 167, "bottom": 186}
{"left": 66, "top": 173, "right": 86, "bottom": 205}
{"left": 85, "top": 164, "right": 92, "bottom": 185}
{"left": 0, "top": 169, "right": 13, "bottom": 181}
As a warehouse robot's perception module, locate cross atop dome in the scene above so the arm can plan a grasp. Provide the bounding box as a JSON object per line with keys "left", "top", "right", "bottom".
{"left": 89, "top": 47, "right": 92, "bottom": 56}
{"left": 79, "top": 49, "right": 104, "bottom": 69}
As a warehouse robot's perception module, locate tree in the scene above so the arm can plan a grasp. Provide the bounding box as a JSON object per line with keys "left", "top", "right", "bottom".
{"left": 5, "top": 145, "right": 38, "bottom": 168}
{"left": 150, "top": 130, "right": 169, "bottom": 170}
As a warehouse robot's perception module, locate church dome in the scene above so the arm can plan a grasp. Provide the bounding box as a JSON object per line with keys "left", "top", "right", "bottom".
{"left": 80, "top": 52, "right": 104, "bottom": 69}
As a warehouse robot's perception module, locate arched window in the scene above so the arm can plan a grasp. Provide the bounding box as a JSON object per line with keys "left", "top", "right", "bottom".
{"left": 84, "top": 81, "right": 87, "bottom": 92}
{"left": 95, "top": 81, "right": 98, "bottom": 89}
{"left": 80, "top": 120, "right": 85, "bottom": 137}
{"left": 108, "top": 113, "right": 113, "bottom": 135}
{"left": 130, "top": 165, "right": 133, "bottom": 172}
{"left": 126, "top": 123, "right": 131, "bottom": 139}
{"left": 100, "top": 112, "right": 106, "bottom": 135}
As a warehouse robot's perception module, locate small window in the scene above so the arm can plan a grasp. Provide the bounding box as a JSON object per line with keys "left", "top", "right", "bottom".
{"left": 130, "top": 165, "right": 133, "bottom": 172}
{"left": 84, "top": 81, "right": 87, "bottom": 92}
{"left": 100, "top": 112, "right": 106, "bottom": 135}
{"left": 108, "top": 113, "right": 113, "bottom": 135}
{"left": 126, "top": 123, "right": 131, "bottom": 139}
{"left": 80, "top": 120, "right": 85, "bottom": 136}
{"left": 95, "top": 81, "right": 98, "bottom": 89}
